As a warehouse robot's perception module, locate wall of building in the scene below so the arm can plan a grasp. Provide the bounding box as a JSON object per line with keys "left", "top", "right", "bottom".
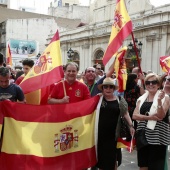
{"left": 5, "top": 17, "right": 58, "bottom": 66}
{"left": 48, "top": 5, "right": 90, "bottom": 23}
{"left": 58, "top": 0, "right": 170, "bottom": 74}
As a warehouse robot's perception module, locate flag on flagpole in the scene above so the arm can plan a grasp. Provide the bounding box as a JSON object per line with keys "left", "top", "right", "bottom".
{"left": 19, "top": 30, "right": 64, "bottom": 94}
{"left": 114, "top": 46, "right": 127, "bottom": 92}
{"left": 160, "top": 56, "right": 170, "bottom": 73}
{"left": 6, "top": 44, "right": 12, "bottom": 66}
{"left": 0, "top": 96, "right": 100, "bottom": 170}
{"left": 102, "top": 0, "right": 132, "bottom": 65}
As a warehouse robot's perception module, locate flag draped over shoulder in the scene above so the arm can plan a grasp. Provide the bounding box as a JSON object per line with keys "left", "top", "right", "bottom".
{"left": 160, "top": 56, "right": 170, "bottom": 73}
{"left": 6, "top": 44, "right": 12, "bottom": 66}
{"left": 0, "top": 96, "right": 100, "bottom": 170}
{"left": 19, "top": 30, "right": 64, "bottom": 94}
{"left": 114, "top": 46, "right": 127, "bottom": 92}
{"left": 102, "top": 0, "right": 132, "bottom": 65}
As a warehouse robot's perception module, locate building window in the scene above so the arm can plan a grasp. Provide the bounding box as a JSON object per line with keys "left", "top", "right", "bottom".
{"left": 94, "top": 50, "right": 104, "bottom": 70}
{"left": 65, "top": 3, "right": 69, "bottom": 6}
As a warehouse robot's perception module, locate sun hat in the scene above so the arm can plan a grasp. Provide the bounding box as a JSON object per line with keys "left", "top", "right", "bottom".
{"left": 98, "top": 77, "right": 118, "bottom": 91}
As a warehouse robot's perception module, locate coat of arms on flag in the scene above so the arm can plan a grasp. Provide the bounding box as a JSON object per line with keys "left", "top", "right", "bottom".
{"left": 54, "top": 125, "right": 79, "bottom": 152}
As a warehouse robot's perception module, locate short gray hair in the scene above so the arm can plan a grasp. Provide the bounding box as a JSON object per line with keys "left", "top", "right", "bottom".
{"left": 0, "top": 67, "right": 10, "bottom": 77}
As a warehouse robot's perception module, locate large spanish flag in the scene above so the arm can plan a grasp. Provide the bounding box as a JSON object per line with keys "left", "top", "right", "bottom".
{"left": 6, "top": 44, "right": 12, "bottom": 66}
{"left": 19, "top": 30, "right": 64, "bottom": 94}
{"left": 0, "top": 96, "right": 99, "bottom": 170}
{"left": 103, "top": 0, "right": 132, "bottom": 65}
{"left": 114, "top": 46, "right": 127, "bottom": 92}
{"left": 160, "top": 56, "right": 170, "bottom": 73}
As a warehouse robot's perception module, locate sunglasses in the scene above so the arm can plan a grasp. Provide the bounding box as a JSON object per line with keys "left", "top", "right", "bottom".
{"left": 164, "top": 77, "right": 170, "bottom": 82}
{"left": 103, "top": 85, "right": 114, "bottom": 89}
{"left": 96, "top": 68, "right": 101, "bottom": 70}
{"left": 145, "top": 80, "right": 158, "bottom": 85}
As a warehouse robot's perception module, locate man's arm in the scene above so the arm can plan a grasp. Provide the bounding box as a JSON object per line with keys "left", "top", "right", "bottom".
{"left": 48, "top": 96, "right": 69, "bottom": 104}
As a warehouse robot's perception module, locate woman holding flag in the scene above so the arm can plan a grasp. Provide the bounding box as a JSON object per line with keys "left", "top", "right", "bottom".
{"left": 133, "top": 73, "right": 170, "bottom": 170}
{"left": 95, "top": 77, "right": 135, "bottom": 170}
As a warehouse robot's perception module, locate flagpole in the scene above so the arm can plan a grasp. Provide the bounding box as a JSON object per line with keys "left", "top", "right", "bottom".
{"left": 131, "top": 32, "right": 143, "bottom": 74}
{"left": 62, "top": 80, "right": 67, "bottom": 97}
{"left": 163, "top": 70, "right": 170, "bottom": 91}
{"left": 129, "top": 135, "right": 134, "bottom": 153}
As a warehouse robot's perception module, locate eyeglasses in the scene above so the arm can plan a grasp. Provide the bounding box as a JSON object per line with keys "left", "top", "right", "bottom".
{"left": 86, "top": 70, "right": 95, "bottom": 73}
{"left": 96, "top": 68, "right": 101, "bottom": 70}
{"left": 103, "top": 85, "right": 114, "bottom": 89}
{"left": 145, "top": 80, "right": 158, "bottom": 85}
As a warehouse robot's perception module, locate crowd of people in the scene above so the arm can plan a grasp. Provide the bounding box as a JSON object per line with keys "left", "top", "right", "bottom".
{"left": 0, "top": 51, "right": 170, "bottom": 170}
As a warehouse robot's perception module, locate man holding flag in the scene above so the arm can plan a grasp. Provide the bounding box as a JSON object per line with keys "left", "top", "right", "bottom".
{"left": 48, "top": 62, "right": 90, "bottom": 104}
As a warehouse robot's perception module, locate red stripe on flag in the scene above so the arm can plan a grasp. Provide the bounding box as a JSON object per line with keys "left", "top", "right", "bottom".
{"left": 0, "top": 147, "right": 96, "bottom": 170}
{"left": 20, "top": 66, "right": 64, "bottom": 94}
{"left": 2, "top": 96, "right": 100, "bottom": 122}
{"left": 103, "top": 21, "right": 132, "bottom": 65}
{"left": 50, "top": 30, "right": 60, "bottom": 43}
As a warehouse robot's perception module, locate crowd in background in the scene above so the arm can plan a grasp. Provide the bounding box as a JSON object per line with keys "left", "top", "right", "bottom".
{"left": 0, "top": 51, "right": 170, "bottom": 170}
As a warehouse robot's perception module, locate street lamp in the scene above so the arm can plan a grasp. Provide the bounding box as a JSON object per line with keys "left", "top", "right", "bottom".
{"left": 127, "top": 38, "right": 143, "bottom": 57}
{"left": 126, "top": 38, "right": 143, "bottom": 70}
{"left": 67, "top": 48, "right": 74, "bottom": 61}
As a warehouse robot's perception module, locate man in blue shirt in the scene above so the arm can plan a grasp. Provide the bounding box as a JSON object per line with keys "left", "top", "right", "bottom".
{"left": 0, "top": 67, "right": 25, "bottom": 103}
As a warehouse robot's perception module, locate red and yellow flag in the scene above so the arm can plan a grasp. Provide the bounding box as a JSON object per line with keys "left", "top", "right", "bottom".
{"left": 117, "top": 137, "right": 136, "bottom": 152}
{"left": 114, "top": 46, "right": 127, "bottom": 92}
{"left": 102, "top": 0, "right": 132, "bottom": 65}
{"left": 6, "top": 44, "right": 12, "bottom": 66}
{"left": 160, "top": 56, "right": 170, "bottom": 73}
{"left": 0, "top": 96, "right": 100, "bottom": 170}
{"left": 19, "top": 30, "right": 64, "bottom": 94}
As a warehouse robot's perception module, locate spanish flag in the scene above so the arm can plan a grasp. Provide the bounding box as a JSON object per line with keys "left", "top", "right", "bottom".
{"left": 102, "top": 0, "right": 132, "bottom": 65}
{"left": 160, "top": 56, "right": 170, "bottom": 73}
{"left": 117, "top": 137, "right": 136, "bottom": 152}
{"left": 19, "top": 30, "right": 64, "bottom": 94}
{"left": 0, "top": 96, "right": 99, "bottom": 170}
{"left": 114, "top": 46, "right": 127, "bottom": 92}
{"left": 6, "top": 44, "right": 12, "bottom": 66}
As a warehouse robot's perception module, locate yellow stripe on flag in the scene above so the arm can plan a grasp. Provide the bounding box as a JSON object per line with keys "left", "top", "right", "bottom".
{"left": 2, "top": 113, "right": 96, "bottom": 157}
{"left": 109, "top": 0, "right": 131, "bottom": 44}
{"left": 25, "top": 90, "right": 41, "bottom": 105}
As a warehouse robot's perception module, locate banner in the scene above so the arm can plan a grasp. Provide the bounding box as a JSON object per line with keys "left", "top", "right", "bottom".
{"left": 102, "top": 0, "right": 132, "bottom": 65}
{"left": 0, "top": 96, "right": 99, "bottom": 170}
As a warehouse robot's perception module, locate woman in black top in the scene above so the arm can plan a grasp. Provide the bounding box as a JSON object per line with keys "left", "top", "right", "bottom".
{"left": 96, "top": 77, "right": 135, "bottom": 170}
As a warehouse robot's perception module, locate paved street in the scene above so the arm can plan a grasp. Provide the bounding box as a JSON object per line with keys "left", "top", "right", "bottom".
{"left": 119, "top": 148, "right": 170, "bottom": 170}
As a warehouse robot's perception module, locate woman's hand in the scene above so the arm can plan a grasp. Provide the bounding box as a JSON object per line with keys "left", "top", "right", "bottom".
{"left": 158, "top": 90, "right": 165, "bottom": 101}
{"left": 148, "top": 114, "right": 162, "bottom": 121}
{"left": 129, "top": 126, "right": 135, "bottom": 137}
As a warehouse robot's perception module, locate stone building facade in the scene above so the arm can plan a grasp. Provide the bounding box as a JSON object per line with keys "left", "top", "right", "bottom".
{"left": 52, "top": 0, "right": 170, "bottom": 74}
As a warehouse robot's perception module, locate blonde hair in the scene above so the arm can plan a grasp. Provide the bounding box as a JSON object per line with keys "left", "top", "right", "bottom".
{"left": 145, "top": 73, "right": 161, "bottom": 86}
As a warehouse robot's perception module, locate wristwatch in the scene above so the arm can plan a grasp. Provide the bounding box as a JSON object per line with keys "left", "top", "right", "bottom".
{"left": 157, "top": 105, "right": 162, "bottom": 109}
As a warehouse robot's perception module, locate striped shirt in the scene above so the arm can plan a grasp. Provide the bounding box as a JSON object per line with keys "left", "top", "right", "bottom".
{"left": 137, "top": 101, "right": 170, "bottom": 145}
